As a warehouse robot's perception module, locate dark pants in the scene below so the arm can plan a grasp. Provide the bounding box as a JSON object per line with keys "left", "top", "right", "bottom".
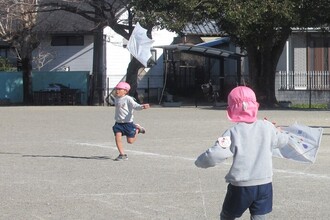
{"left": 220, "top": 183, "right": 273, "bottom": 219}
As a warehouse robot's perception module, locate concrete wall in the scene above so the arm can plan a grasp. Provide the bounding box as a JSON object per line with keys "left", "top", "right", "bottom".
{"left": 275, "top": 73, "right": 330, "bottom": 105}
{"left": 276, "top": 88, "right": 330, "bottom": 105}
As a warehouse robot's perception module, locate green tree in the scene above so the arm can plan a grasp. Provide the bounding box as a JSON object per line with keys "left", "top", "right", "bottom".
{"left": 0, "top": 57, "right": 15, "bottom": 71}
{"left": 132, "top": 0, "right": 330, "bottom": 105}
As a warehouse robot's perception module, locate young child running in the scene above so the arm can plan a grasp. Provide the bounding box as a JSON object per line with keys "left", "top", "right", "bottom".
{"left": 195, "top": 86, "right": 289, "bottom": 220}
{"left": 112, "top": 82, "right": 150, "bottom": 161}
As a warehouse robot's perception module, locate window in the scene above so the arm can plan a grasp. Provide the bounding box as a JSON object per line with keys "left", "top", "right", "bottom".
{"left": 51, "top": 35, "right": 84, "bottom": 46}
{"left": 147, "top": 49, "right": 157, "bottom": 67}
{"left": 308, "top": 36, "right": 330, "bottom": 71}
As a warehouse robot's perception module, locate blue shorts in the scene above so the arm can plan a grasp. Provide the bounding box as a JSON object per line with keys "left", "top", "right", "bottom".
{"left": 112, "top": 122, "right": 136, "bottom": 138}
{"left": 221, "top": 183, "right": 273, "bottom": 218}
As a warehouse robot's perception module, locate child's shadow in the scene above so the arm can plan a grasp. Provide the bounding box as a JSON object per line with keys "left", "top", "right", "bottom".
{"left": 23, "top": 154, "right": 112, "bottom": 160}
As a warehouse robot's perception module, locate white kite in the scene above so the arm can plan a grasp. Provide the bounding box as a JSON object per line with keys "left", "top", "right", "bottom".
{"left": 273, "top": 123, "right": 323, "bottom": 163}
{"left": 127, "top": 22, "right": 154, "bottom": 67}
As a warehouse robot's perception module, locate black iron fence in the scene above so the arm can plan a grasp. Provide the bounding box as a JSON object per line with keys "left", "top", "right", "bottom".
{"left": 278, "top": 71, "right": 330, "bottom": 90}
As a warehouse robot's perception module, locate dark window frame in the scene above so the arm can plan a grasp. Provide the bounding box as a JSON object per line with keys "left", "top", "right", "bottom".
{"left": 51, "top": 35, "right": 84, "bottom": 46}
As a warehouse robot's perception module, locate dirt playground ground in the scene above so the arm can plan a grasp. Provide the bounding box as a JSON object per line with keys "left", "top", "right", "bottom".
{"left": 0, "top": 106, "right": 329, "bottom": 220}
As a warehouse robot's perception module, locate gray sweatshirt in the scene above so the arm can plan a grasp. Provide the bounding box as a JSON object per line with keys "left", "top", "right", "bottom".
{"left": 195, "top": 120, "right": 289, "bottom": 186}
{"left": 114, "top": 95, "right": 143, "bottom": 123}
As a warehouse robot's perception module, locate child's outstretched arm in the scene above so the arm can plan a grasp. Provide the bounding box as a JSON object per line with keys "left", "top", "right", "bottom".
{"left": 129, "top": 97, "right": 150, "bottom": 110}
{"left": 141, "top": 104, "right": 150, "bottom": 109}
{"left": 195, "top": 136, "right": 233, "bottom": 168}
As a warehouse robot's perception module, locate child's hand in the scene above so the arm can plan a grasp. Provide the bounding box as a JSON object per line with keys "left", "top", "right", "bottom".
{"left": 264, "top": 117, "right": 282, "bottom": 130}
{"left": 264, "top": 117, "right": 277, "bottom": 126}
{"left": 142, "top": 104, "right": 150, "bottom": 109}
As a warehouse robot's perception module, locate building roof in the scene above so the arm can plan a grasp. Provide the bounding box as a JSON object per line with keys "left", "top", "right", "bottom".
{"left": 177, "top": 45, "right": 243, "bottom": 59}
{"left": 155, "top": 37, "right": 243, "bottom": 60}
{"left": 155, "top": 44, "right": 243, "bottom": 60}
{"left": 181, "top": 21, "right": 225, "bottom": 36}
{"left": 196, "top": 37, "right": 230, "bottom": 47}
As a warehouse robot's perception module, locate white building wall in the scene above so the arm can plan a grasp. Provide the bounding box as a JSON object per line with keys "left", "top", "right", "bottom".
{"left": 276, "top": 44, "right": 287, "bottom": 71}
{"left": 104, "top": 26, "right": 131, "bottom": 89}
{"left": 34, "top": 35, "right": 94, "bottom": 73}
{"left": 137, "top": 28, "right": 177, "bottom": 89}
{"left": 104, "top": 26, "right": 177, "bottom": 92}
{"left": 276, "top": 33, "right": 307, "bottom": 72}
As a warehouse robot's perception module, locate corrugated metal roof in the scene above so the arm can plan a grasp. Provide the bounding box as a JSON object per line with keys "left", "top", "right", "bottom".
{"left": 177, "top": 45, "right": 243, "bottom": 59}
{"left": 181, "top": 21, "right": 225, "bottom": 36}
{"left": 196, "top": 37, "right": 230, "bottom": 47}
{"left": 154, "top": 44, "right": 243, "bottom": 60}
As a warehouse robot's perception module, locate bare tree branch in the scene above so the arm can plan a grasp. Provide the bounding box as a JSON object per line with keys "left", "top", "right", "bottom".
{"left": 0, "top": 0, "right": 45, "bottom": 103}
{"left": 37, "top": 0, "right": 132, "bottom": 39}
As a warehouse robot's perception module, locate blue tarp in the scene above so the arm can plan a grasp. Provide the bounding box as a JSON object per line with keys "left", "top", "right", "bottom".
{"left": 0, "top": 72, "right": 23, "bottom": 103}
{"left": 0, "top": 71, "right": 90, "bottom": 105}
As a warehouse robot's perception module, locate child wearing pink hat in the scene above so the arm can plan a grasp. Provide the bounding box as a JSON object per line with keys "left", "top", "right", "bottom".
{"left": 112, "top": 82, "right": 150, "bottom": 161}
{"left": 195, "top": 86, "right": 289, "bottom": 220}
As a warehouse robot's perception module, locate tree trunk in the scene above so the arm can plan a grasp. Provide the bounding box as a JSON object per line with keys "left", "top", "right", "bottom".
{"left": 21, "top": 56, "right": 33, "bottom": 105}
{"left": 90, "top": 28, "right": 105, "bottom": 105}
{"left": 126, "top": 57, "right": 144, "bottom": 103}
{"left": 247, "top": 49, "right": 278, "bottom": 106}
{"left": 16, "top": 31, "right": 40, "bottom": 105}
{"left": 247, "top": 34, "right": 289, "bottom": 107}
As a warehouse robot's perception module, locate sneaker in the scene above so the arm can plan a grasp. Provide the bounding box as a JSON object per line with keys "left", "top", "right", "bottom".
{"left": 114, "top": 154, "right": 128, "bottom": 161}
{"left": 135, "top": 124, "right": 146, "bottom": 134}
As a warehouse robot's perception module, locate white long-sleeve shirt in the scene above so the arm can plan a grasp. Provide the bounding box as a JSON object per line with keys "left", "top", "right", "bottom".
{"left": 114, "top": 95, "right": 143, "bottom": 123}
{"left": 195, "top": 120, "right": 289, "bottom": 186}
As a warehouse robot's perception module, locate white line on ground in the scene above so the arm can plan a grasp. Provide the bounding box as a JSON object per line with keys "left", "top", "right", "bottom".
{"left": 77, "top": 142, "right": 195, "bottom": 161}
{"left": 197, "top": 172, "right": 209, "bottom": 220}
{"left": 273, "top": 168, "right": 330, "bottom": 180}
{"left": 77, "top": 142, "right": 330, "bottom": 180}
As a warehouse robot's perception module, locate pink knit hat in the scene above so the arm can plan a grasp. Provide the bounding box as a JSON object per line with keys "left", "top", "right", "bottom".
{"left": 115, "top": 82, "right": 131, "bottom": 91}
{"left": 226, "top": 86, "right": 259, "bottom": 123}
